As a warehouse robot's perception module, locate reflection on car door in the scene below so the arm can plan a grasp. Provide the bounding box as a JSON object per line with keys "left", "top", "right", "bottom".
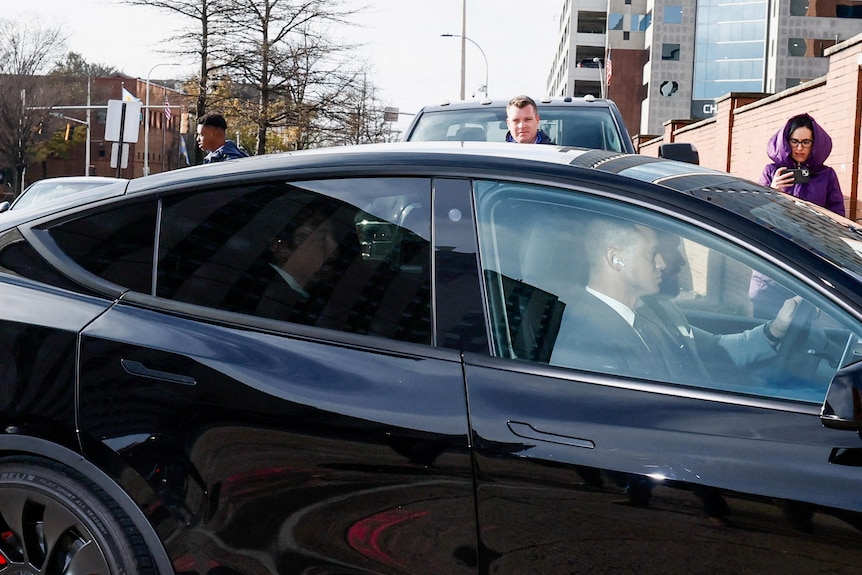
{"left": 467, "top": 179, "right": 862, "bottom": 573}
{"left": 465, "top": 358, "right": 862, "bottom": 573}
{"left": 52, "top": 176, "right": 481, "bottom": 574}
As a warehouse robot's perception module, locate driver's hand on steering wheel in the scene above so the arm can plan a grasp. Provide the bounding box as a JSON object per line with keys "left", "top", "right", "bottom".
{"left": 768, "top": 296, "right": 803, "bottom": 340}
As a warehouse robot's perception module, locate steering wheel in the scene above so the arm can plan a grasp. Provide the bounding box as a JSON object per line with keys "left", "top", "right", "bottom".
{"left": 770, "top": 299, "right": 820, "bottom": 383}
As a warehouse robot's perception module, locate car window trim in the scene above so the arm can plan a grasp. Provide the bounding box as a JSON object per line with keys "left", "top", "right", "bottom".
{"left": 19, "top": 227, "right": 128, "bottom": 300}
{"left": 118, "top": 290, "right": 460, "bottom": 362}
{"left": 462, "top": 350, "right": 825, "bottom": 415}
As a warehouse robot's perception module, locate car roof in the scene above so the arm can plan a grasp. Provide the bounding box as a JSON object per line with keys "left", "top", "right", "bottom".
{"left": 0, "top": 142, "right": 807, "bottom": 225}
{"left": 117, "top": 142, "right": 733, "bottom": 197}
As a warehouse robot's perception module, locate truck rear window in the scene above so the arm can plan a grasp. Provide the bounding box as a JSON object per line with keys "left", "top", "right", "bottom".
{"left": 406, "top": 106, "right": 627, "bottom": 152}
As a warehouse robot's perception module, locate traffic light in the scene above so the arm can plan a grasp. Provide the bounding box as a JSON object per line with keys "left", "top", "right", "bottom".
{"left": 64, "top": 123, "right": 74, "bottom": 141}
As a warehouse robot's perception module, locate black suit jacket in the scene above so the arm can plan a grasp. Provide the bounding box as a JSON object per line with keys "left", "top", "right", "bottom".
{"left": 551, "top": 290, "right": 669, "bottom": 379}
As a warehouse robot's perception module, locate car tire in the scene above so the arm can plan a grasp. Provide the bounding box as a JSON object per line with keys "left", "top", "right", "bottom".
{"left": 0, "top": 456, "right": 156, "bottom": 575}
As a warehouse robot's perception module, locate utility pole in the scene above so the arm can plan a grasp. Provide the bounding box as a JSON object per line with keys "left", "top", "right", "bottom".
{"left": 460, "top": 0, "right": 467, "bottom": 100}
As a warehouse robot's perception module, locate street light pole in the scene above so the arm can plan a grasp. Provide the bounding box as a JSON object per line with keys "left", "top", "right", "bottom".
{"left": 144, "top": 63, "right": 180, "bottom": 176}
{"left": 441, "top": 34, "right": 489, "bottom": 98}
{"left": 460, "top": 0, "right": 466, "bottom": 100}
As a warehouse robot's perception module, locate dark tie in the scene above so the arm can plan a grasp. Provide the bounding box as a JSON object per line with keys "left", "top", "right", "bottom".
{"left": 634, "top": 313, "right": 666, "bottom": 353}
{"left": 634, "top": 312, "right": 709, "bottom": 381}
{"left": 633, "top": 313, "right": 680, "bottom": 379}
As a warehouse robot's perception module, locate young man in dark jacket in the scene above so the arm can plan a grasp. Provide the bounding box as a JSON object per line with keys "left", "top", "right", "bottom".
{"left": 196, "top": 113, "right": 249, "bottom": 163}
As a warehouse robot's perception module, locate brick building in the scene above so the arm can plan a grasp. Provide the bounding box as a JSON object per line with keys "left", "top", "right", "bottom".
{"left": 22, "top": 75, "right": 191, "bottom": 185}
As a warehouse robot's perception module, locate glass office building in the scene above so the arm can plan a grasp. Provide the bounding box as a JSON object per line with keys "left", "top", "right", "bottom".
{"left": 693, "top": 0, "right": 769, "bottom": 100}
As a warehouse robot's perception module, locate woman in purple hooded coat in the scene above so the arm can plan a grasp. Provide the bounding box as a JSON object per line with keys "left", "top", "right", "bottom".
{"left": 750, "top": 113, "right": 846, "bottom": 317}
{"left": 759, "top": 113, "right": 845, "bottom": 213}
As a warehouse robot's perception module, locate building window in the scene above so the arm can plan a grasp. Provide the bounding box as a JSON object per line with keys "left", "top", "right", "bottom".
{"left": 836, "top": 3, "right": 862, "bottom": 18}
{"left": 788, "top": 38, "right": 835, "bottom": 56}
{"left": 578, "top": 11, "right": 607, "bottom": 33}
{"left": 632, "top": 13, "right": 652, "bottom": 30}
{"left": 788, "top": 38, "right": 806, "bottom": 56}
{"left": 693, "top": 0, "right": 768, "bottom": 100}
{"left": 608, "top": 13, "right": 624, "bottom": 30}
{"left": 664, "top": 6, "right": 683, "bottom": 23}
{"left": 792, "top": 0, "right": 862, "bottom": 17}
{"left": 789, "top": 0, "right": 809, "bottom": 15}
{"left": 662, "top": 43, "right": 681, "bottom": 60}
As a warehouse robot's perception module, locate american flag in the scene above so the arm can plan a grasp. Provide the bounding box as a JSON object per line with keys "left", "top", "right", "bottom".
{"left": 605, "top": 49, "right": 613, "bottom": 87}
{"left": 164, "top": 99, "right": 172, "bottom": 122}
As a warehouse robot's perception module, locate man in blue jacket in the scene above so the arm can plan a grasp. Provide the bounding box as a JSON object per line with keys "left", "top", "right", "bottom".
{"left": 196, "top": 113, "right": 249, "bottom": 163}
{"left": 505, "top": 95, "right": 555, "bottom": 144}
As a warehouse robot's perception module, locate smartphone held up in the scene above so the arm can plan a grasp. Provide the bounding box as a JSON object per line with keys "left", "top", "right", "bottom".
{"left": 787, "top": 167, "right": 810, "bottom": 184}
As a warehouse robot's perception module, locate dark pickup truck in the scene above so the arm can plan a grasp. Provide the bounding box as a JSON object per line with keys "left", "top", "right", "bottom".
{"left": 402, "top": 95, "right": 636, "bottom": 153}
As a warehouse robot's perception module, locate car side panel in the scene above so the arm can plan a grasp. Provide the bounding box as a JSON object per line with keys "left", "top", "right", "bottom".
{"left": 78, "top": 304, "right": 477, "bottom": 575}
{"left": 0, "top": 275, "right": 111, "bottom": 439}
{"left": 465, "top": 357, "right": 862, "bottom": 574}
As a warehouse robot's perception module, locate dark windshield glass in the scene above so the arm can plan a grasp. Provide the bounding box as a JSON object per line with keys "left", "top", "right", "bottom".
{"left": 408, "top": 106, "right": 626, "bottom": 152}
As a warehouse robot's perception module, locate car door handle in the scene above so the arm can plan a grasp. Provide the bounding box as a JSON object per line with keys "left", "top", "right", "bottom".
{"left": 121, "top": 359, "right": 196, "bottom": 386}
{"left": 507, "top": 421, "right": 595, "bottom": 449}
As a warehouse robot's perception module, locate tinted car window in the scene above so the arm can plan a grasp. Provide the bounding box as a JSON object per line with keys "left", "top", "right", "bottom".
{"left": 156, "top": 178, "right": 432, "bottom": 344}
{"left": 476, "top": 181, "right": 862, "bottom": 403}
{"left": 48, "top": 200, "right": 159, "bottom": 293}
{"left": 0, "top": 229, "right": 98, "bottom": 293}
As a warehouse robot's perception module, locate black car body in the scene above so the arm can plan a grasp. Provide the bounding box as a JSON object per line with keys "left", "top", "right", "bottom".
{"left": 1, "top": 143, "right": 862, "bottom": 575}
{"left": 402, "top": 97, "right": 635, "bottom": 153}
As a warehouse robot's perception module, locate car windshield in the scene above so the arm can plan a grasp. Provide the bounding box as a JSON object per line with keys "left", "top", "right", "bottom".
{"left": 596, "top": 159, "right": 862, "bottom": 280}
{"left": 14, "top": 181, "right": 108, "bottom": 210}
{"left": 695, "top": 183, "right": 862, "bottom": 281}
{"left": 408, "top": 106, "right": 626, "bottom": 152}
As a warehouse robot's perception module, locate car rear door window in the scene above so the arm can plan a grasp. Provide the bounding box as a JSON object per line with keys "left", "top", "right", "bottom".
{"left": 156, "top": 178, "right": 432, "bottom": 344}
{"left": 475, "top": 180, "right": 862, "bottom": 404}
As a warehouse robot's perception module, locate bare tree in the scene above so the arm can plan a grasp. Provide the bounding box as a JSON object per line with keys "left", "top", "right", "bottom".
{"left": 124, "top": 0, "right": 383, "bottom": 156}
{"left": 0, "top": 15, "right": 67, "bottom": 75}
{"left": 123, "top": 0, "right": 234, "bottom": 162}
{"left": 319, "top": 73, "right": 392, "bottom": 146}
{"left": 220, "top": 0, "right": 359, "bottom": 153}
{"left": 0, "top": 16, "right": 68, "bottom": 192}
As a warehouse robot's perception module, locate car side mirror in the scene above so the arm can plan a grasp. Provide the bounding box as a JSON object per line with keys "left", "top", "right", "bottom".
{"left": 0, "top": 201, "right": 9, "bottom": 213}
{"left": 821, "top": 359, "right": 862, "bottom": 431}
{"left": 659, "top": 143, "right": 699, "bottom": 165}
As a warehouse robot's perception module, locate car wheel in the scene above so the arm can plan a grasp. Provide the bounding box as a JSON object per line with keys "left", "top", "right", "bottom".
{"left": 0, "top": 456, "right": 155, "bottom": 575}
